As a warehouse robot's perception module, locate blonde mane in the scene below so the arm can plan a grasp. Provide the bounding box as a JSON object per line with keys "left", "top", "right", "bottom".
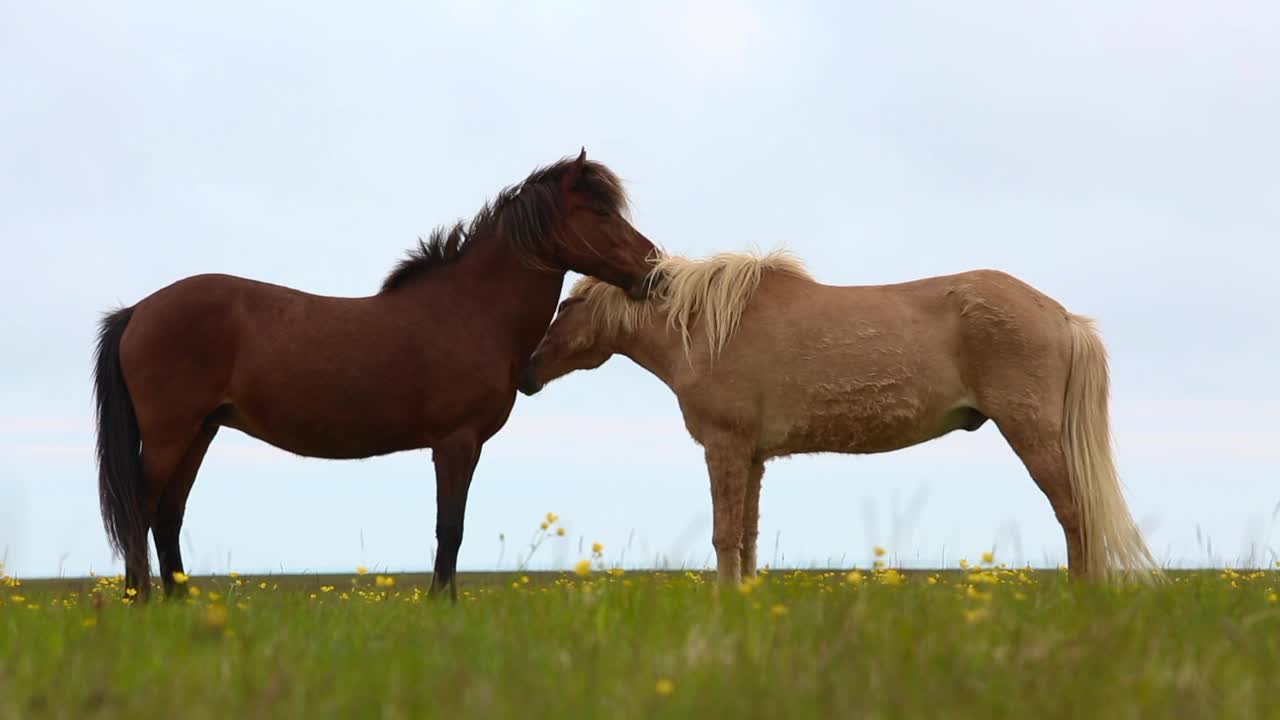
{"left": 571, "top": 249, "right": 811, "bottom": 358}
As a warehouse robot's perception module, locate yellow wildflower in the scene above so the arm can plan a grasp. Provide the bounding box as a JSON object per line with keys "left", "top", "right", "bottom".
{"left": 355, "top": 566, "right": 369, "bottom": 575}
{"left": 375, "top": 575, "right": 396, "bottom": 588}
{"left": 981, "top": 551, "right": 995, "bottom": 565}
{"left": 1267, "top": 592, "right": 1278, "bottom": 603}
{"left": 556, "top": 527, "right": 566, "bottom": 537}
{"left": 873, "top": 546, "right": 887, "bottom": 558}
{"left": 207, "top": 592, "right": 222, "bottom": 602}
{"left": 964, "top": 607, "right": 990, "bottom": 624}
{"left": 520, "top": 575, "right": 530, "bottom": 584}
{"left": 546, "top": 512, "right": 559, "bottom": 524}
{"left": 592, "top": 542, "right": 604, "bottom": 555}
{"left": 259, "top": 582, "right": 268, "bottom": 590}
{"left": 125, "top": 588, "right": 137, "bottom": 597}
{"left": 878, "top": 569, "right": 905, "bottom": 586}
{"left": 609, "top": 567, "right": 625, "bottom": 577}
{"left": 171, "top": 572, "right": 189, "bottom": 585}
{"left": 82, "top": 617, "right": 97, "bottom": 628}
{"left": 540, "top": 522, "right": 549, "bottom": 530}
{"left": 926, "top": 575, "right": 939, "bottom": 585}
{"left": 10, "top": 595, "right": 25, "bottom": 603}
{"left": 204, "top": 604, "right": 229, "bottom": 628}
{"left": 958, "top": 559, "right": 970, "bottom": 570}
{"left": 189, "top": 586, "right": 201, "bottom": 597}
{"left": 655, "top": 678, "right": 675, "bottom": 696}
{"left": 845, "top": 570, "right": 865, "bottom": 585}
{"left": 770, "top": 604, "right": 789, "bottom": 617}
{"left": 574, "top": 559, "right": 592, "bottom": 577}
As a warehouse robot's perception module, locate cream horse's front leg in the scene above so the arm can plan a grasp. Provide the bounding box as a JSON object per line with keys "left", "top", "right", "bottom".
{"left": 704, "top": 438, "right": 750, "bottom": 585}
{"left": 740, "top": 460, "right": 764, "bottom": 578}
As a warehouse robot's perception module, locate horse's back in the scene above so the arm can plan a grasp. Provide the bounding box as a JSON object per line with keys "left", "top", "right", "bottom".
{"left": 685, "top": 268, "right": 1075, "bottom": 456}
{"left": 123, "top": 273, "right": 326, "bottom": 377}
{"left": 120, "top": 272, "right": 517, "bottom": 458}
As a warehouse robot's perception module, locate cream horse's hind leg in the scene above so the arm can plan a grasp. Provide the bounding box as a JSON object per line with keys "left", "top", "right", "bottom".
{"left": 740, "top": 460, "right": 764, "bottom": 578}
{"left": 995, "top": 419, "right": 1087, "bottom": 579}
{"left": 703, "top": 436, "right": 751, "bottom": 585}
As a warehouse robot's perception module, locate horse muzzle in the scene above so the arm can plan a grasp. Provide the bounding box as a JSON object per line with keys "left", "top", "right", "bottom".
{"left": 628, "top": 269, "right": 664, "bottom": 301}
{"left": 517, "top": 357, "right": 544, "bottom": 396}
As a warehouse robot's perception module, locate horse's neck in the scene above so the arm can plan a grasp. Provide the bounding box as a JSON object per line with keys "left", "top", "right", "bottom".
{"left": 616, "top": 319, "right": 684, "bottom": 387}
{"left": 406, "top": 234, "right": 565, "bottom": 358}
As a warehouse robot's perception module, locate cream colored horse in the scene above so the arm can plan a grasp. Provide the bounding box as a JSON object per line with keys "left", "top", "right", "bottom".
{"left": 519, "top": 250, "right": 1156, "bottom": 584}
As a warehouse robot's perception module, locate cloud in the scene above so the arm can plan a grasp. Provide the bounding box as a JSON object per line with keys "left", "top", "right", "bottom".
{"left": 3, "top": 415, "right": 1276, "bottom": 467}
{"left": 1120, "top": 431, "right": 1280, "bottom": 459}
{"left": 0, "top": 415, "right": 89, "bottom": 434}
{"left": 658, "top": 0, "right": 767, "bottom": 80}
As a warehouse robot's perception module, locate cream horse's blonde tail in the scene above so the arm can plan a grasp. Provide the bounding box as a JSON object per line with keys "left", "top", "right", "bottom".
{"left": 1063, "top": 314, "right": 1157, "bottom": 581}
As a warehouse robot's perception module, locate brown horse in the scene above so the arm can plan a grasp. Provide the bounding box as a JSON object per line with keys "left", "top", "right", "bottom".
{"left": 520, "top": 250, "right": 1157, "bottom": 584}
{"left": 93, "top": 151, "right": 661, "bottom": 601}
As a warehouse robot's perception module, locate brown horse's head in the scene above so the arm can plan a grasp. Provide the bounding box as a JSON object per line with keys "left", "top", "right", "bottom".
{"left": 518, "top": 282, "right": 631, "bottom": 395}
{"left": 540, "top": 149, "right": 662, "bottom": 300}
{"left": 381, "top": 149, "right": 662, "bottom": 299}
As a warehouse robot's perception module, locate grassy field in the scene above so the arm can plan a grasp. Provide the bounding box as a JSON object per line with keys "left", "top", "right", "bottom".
{"left": 3, "top": 558, "right": 1279, "bottom": 719}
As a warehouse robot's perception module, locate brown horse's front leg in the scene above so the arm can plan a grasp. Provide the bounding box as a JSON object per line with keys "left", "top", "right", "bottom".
{"left": 704, "top": 438, "right": 751, "bottom": 586}
{"left": 428, "top": 434, "right": 482, "bottom": 603}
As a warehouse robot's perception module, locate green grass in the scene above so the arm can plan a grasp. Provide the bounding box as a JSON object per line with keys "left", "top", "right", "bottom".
{"left": 2, "top": 565, "right": 1279, "bottom": 719}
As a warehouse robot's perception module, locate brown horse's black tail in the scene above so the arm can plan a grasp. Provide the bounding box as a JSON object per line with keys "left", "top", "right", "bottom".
{"left": 93, "top": 307, "right": 148, "bottom": 581}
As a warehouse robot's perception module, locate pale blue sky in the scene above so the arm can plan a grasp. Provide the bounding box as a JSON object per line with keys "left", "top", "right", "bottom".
{"left": 2, "top": 1, "right": 1277, "bottom": 577}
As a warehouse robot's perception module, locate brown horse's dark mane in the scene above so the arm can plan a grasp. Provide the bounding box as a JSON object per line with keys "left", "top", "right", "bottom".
{"left": 381, "top": 156, "right": 629, "bottom": 292}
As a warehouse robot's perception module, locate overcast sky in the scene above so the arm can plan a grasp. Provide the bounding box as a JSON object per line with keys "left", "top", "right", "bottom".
{"left": 2, "top": 1, "right": 1277, "bottom": 578}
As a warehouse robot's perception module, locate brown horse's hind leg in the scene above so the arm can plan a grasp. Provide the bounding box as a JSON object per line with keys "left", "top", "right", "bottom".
{"left": 428, "top": 434, "right": 482, "bottom": 603}
{"left": 740, "top": 460, "right": 765, "bottom": 578}
{"left": 704, "top": 437, "right": 751, "bottom": 586}
{"left": 995, "top": 421, "right": 1086, "bottom": 579}
{"left": 130, "top": 420, "right": 206, "bottom": 600}
{"left": 122, "top": 526, "right": 150, "bottom": 600}
{"left": 154, "top": 424, "right": 219, "bottom": 598}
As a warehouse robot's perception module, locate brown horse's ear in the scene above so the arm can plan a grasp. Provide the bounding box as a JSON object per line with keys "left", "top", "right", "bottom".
{"left": 560, "top": 147, "right": 589, "bottom": 196}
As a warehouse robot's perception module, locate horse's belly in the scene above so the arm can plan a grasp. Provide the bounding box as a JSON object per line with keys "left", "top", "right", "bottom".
{"left": 764, "top": 383, "right": 961, "bottom": 457}
{"left": 218, "top": 403, "right": 423, "bottom": 459}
